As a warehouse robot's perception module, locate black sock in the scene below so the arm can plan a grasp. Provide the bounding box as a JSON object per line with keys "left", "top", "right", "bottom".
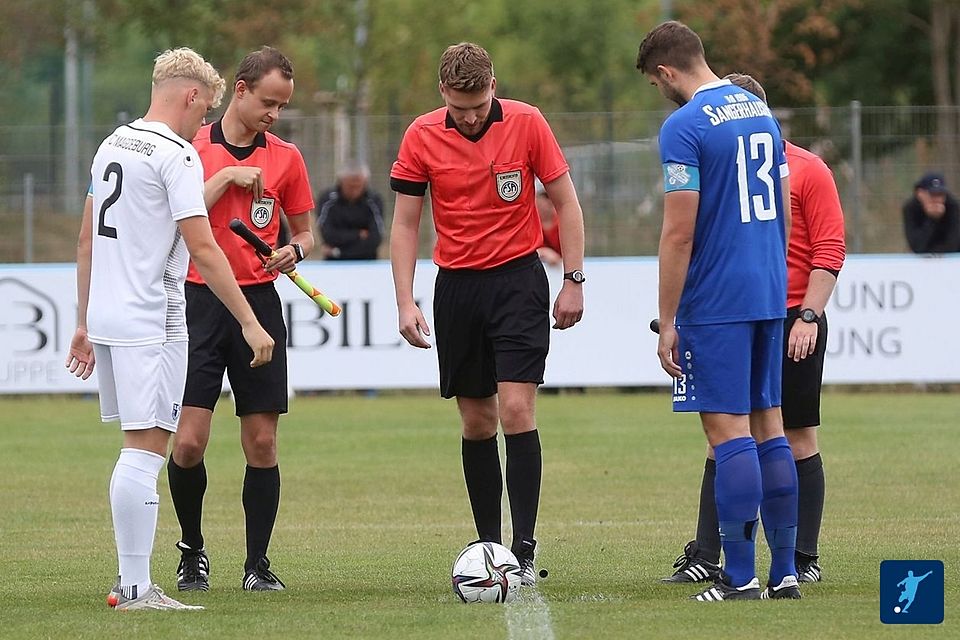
{"left": 461, "top": 435, "right": 502, "bottom": 544}
{"left": 795, "top": 453, "right": 824, "bottom": 557}
{"left": 167, "top": 456, "right": 207, "bottom": 550}
{"left": 243, "top": 464, "right": 281, "bottom": 571}
{"left": 695, "top": 458, "right": 721, "bottom": 564}
{"left": 505, "top": 430, "right": 542, "bottom": 551}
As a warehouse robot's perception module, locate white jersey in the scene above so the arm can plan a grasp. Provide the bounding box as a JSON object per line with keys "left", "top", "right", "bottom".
{"left": 87, "top": 118, "right": 207, "bottom": 346}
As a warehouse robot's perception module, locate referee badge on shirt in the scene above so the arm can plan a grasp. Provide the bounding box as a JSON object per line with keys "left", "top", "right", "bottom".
{"left": 496, "top": 170, "right": 522, "bottom": 202}
{"left": 251, "top": 197, "right": 276, "bottom": 229}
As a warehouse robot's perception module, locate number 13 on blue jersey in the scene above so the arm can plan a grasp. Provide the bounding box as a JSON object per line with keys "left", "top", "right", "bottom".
{"left": 736, "top": 132, "right": 777, "bottom": 223}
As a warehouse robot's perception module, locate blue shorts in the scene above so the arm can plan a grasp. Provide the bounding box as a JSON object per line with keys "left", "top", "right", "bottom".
{"left": 672, "top": 319, "right": 783, "bottom": 414}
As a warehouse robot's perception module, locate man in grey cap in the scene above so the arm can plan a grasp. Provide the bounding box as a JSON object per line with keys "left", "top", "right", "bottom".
{"left": 903, "top": 172, "right": 960, "bottom": 253}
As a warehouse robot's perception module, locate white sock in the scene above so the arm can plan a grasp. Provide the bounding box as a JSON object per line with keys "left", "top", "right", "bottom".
{"left": 110, "top": 448, "right": 164, "bottom": 599}
{"left": 108, "top": 467, "right": 121, "bottom": 582}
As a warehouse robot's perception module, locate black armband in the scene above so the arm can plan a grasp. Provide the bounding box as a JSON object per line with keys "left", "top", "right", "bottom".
{"left": 390, "top": 177, "right": 428, "bottom": 197}
{"left": 811, "top": 266, "right": 840, "bottom": 278}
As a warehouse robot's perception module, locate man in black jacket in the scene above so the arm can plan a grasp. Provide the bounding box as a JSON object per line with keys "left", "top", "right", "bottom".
{"left": 903, "top": 172, "right": 960, "bottom": 253}
{"left": 317, "top": 160, "right": 385, "bottom": 260}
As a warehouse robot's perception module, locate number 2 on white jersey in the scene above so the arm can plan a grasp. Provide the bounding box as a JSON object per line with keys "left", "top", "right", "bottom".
{"left": 98, "top": 162, "right": 123, "bottom": 239}
{"left": 735, "top": 132, "right": 776, "bottom": 223}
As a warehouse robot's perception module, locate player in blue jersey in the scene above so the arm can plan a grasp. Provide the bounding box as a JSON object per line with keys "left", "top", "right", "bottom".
{"left": 636, "top": 21, "right": 800, "bottom": 601}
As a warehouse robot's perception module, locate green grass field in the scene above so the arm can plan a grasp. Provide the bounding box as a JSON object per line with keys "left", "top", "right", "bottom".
{"left": 1, "top": 391, "right": 956, "bottom": 639}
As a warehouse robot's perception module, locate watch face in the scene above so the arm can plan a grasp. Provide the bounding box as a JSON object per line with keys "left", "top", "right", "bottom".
{"left": 566, "top": 270, "right": 585, "bottom": 283}
{"left": 800, "top": 309, "right": 817, "bottom": 323}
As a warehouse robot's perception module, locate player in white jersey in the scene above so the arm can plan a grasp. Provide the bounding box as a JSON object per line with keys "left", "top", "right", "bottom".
{"left": 85, "top": 118, "right": 203, "bottom": 347}
{"left": 65, "top": 47, "right": 274, "bottom": 611}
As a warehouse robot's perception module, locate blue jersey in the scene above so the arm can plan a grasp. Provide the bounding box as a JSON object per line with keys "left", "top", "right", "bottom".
{"left": 659, "top": 79, "right": 788, "bottom": 325}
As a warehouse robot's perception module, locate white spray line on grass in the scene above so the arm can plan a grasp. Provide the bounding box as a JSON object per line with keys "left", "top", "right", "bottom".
{"left": 501, "top": 476, "right": 555, "bottom": 640}
{"left": 506, "top": 588, "right": 556, "bottom": 640}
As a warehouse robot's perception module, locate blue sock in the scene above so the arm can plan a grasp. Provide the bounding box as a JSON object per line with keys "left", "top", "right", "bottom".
{"left": 714, "top": 436, "right": 762, "bottom": 587}
{"left": 757, "top": 436, "right": 799, "bottom": 585}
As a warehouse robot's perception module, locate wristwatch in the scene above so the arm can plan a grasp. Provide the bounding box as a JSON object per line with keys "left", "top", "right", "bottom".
{"left": 563, "top": 270, "right": 586, "bottom": 284}
{"left": 291, "top": 243, "right": 305, "bottom": 262}
{"left": 799, "top": 308, "right": 819, "bottom": 323}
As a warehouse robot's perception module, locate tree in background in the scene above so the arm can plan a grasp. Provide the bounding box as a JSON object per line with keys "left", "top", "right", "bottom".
{"left": 929, "top": 0, "right": 960, "bottom": 183}
{"left": 1, "top": 0, "right": 952, "bottom": 124}
{"left": 676, "top": 0, "right": 854, "bottom": 107}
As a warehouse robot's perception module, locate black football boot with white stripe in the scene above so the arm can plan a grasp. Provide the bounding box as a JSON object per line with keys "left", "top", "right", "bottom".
{"left": 661, "top": 540, "right": 721, "bottom": 583}
{"left": 761, "top": 574, "right": 802, "bottom": 599}
{"left": 796, "top": 552, "right": 822, "bottom": 583}
{"left": 243, "top": 556, "right": 286, "bottom": 591}
{"left": 176, "top": 541, "right": 210, "bottom": 592}
{"left": 513, "top": 539, "right": 538, "bottom": 587}
{"left": 691, "top": 576, "right": 761, "bottom": 601}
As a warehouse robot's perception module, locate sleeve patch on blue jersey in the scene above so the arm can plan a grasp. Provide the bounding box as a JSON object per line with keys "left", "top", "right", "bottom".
{"left": 663, "top": 163, "right": 700, "bottom": 192}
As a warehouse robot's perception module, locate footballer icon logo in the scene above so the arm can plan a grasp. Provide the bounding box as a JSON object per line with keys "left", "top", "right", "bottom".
{"left": 667, "top": 163, "right": 691, "bottom": 186}
{"left": 251, "top": 197, "right": 276, "bottom": 228}
{"left": 880, "top": 560, "right": 944, "bottom": 624}
{"left": 183, "top": 154, "right": 195, "bottom": 167}
{"left": 496, "top": 170, "right": 522, "bottom": 202}
{"left": 171, "top": 402, "right": 181, "bottom": 422}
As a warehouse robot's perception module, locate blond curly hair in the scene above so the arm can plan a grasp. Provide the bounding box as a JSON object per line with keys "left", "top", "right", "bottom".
{"left": 152, "top": 47, "right": 226, "bottom": 108}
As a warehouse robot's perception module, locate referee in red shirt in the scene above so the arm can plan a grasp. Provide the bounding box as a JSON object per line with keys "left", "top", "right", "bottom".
{"left": 662, "top": 73, "right": 846, "bottom": 587}
{"left": 390, "top": 42, "right": 586, "bottom": 586}
{"left": 167, "top": 47, "right": 315, "bottom": 593}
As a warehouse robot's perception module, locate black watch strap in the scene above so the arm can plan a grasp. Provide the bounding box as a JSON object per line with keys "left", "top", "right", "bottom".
{"left": 291, "top": 243, "right": 305, "bottom": 262}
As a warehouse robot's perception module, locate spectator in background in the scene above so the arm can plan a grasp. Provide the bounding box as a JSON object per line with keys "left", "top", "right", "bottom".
{"left": 317, "top": 160, "right": 385, "bottom": 260}
{"left": 536, "top": 186, "right": 563, "bottom": 266}
{"left": 903, "top": 172, "right": 960, "bottom": 253}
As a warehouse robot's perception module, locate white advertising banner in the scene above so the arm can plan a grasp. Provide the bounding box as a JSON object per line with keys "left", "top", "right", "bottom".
{"left": 1, "top": 255, "right": 958, "bottom": 394}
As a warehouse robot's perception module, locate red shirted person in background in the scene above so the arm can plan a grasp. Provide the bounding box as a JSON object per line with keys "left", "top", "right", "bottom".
{"left": 389, "top": 42, "right": 586, "bottom": 586}
{"left": 536, "top": 186, "right": 563, "bottom": 266}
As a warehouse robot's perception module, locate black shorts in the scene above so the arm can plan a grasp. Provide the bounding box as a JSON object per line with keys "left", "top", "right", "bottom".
{"left": 433, "top": 253, "right": 550, "bottom": 399}
{"left": 182, "top": 282, "right": 288, "bottom": 416}
{"left": 781, "top": 307, "right": 828, "bottom": 429}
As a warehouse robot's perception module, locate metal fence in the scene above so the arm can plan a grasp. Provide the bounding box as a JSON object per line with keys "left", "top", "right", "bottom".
{"left": 2, "top": 104, "right": 956, "bottom": 263}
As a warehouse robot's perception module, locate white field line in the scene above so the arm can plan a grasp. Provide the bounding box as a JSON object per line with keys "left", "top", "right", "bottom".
{"left": 506, "top": 588, "right": 555, "bottom": 640}
{"left": 501, "top": 467, "right": 555, "bottom": 640}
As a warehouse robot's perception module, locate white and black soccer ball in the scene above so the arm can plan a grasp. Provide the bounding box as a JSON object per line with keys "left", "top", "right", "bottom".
{"left": 451, "top": 541, "right": 522, "bottom": 603}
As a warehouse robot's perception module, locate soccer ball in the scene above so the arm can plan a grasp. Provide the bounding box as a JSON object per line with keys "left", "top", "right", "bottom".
{"left": 451, "top": 541, "right": 522, "bottom": 603}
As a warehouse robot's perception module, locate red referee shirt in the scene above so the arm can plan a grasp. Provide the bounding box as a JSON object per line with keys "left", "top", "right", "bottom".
{"left": 785, "top": 141, "right": 846, "bottom": 307}
{"left": 390, "top": 98, "right": 569, "bottom": 269}
{"left": 187, "top": 121, "right": 314, "bottom": 286}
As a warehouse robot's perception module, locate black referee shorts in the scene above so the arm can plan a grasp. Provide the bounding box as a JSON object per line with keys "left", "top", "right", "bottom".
{"left": 182, "top": 282, "right": 288, "bottom": 416}
{"left": 433, "top": 253, "right": 550, "bottom": 399}
{"left": 781, "top": 307, "right": 828, "bottom": 429}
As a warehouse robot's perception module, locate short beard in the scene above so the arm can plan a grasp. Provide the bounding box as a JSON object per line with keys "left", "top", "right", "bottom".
{"left": 663, "top": 84, "right": 687, "bottom": 107}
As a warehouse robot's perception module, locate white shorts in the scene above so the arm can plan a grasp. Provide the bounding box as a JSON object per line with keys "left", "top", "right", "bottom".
{"left": 93, "top": 341, "right": 188, "bottom": 432}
